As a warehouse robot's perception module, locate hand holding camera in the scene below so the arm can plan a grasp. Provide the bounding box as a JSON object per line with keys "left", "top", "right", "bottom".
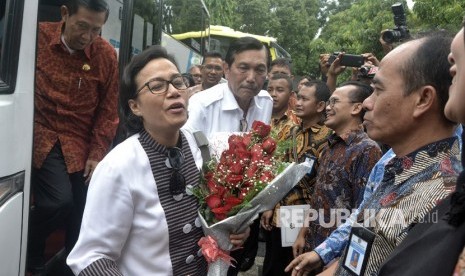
{"left": 327, "top": 52, "right": 347, "bottom": 77}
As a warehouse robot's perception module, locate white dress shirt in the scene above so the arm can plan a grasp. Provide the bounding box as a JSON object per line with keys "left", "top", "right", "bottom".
{"left": 184, "top": 82, "right": 273, "bottom": 139}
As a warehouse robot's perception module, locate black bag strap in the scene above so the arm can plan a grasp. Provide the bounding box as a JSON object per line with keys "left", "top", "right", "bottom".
{"left": 193, "top": 131, "right": 211, "bottom": 164}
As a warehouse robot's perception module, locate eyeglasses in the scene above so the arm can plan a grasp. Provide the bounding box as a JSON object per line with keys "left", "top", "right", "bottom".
{"left": 165, "top": 147, "right": 186, "bottom": 196}
{"left": 191, "top": 74, "right": 202, "bottom": 79}
{"left": 204, "top": 64, "right": 223, "bottom": 72}
{"left": 326, "top": 98, "right": 358, "bottom": 108}
{"left": 136, "top": 74, "right": 190, "bottom": 96}
{"left": 239, "top": 118, "right": 248, "bottom": 132}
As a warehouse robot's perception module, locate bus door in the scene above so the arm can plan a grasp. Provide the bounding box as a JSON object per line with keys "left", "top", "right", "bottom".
{"left": 0, "top": 0, "right": 37, "bottom": 275}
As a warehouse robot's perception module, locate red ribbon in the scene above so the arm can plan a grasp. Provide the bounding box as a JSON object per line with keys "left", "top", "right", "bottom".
{"left": 198, "top": 236, "right": 236, "bottom": 267}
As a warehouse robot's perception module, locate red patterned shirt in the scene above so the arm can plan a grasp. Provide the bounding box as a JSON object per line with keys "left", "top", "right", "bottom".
{"left": 33, "top": 22, "right": 119, "bottom": 173}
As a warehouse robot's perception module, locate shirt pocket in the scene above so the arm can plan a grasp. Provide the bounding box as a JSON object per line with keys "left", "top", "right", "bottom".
{"left": 72, "top": 75, "right": 100, "bottom": 113}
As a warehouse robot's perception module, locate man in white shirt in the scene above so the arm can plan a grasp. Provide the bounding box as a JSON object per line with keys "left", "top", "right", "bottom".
{"left": 184, "top": 36, "right": 273, "bottom": 275}
{"left": 184, "top": 36, "right": 273, "bottom": 139}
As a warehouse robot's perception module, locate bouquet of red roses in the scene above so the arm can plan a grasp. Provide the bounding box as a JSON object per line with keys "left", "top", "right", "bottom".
{"left": 193, "top": 121, "right": 313, "bottom": 275}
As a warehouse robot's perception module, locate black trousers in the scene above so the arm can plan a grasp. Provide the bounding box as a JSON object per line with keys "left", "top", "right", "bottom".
{"left": 262, "top": 227, "right": 294, "bottom": 276}
{"left": 28, "top": 143, "right": 88, "bottom": 270}
{"left": 227, "top": 218, "right": 260, "bottom": 275}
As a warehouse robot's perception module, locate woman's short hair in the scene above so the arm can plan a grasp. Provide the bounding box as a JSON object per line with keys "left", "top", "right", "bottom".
{"left": 119, "top": 45, "right": 178, "bottom": 136}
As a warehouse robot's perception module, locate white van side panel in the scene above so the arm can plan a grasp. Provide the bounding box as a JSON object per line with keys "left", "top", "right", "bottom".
{"left": 0, "top": 1, "right": 38, "bottom": 275}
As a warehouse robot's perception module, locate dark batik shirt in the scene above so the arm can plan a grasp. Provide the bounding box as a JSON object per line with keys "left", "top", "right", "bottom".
{"left": 271, "top": 123, "right": 332, "bottom": 226}
{"left": 335, "top": 137, "right": 461, "bottom": 276}
{"left": 307, "top": 126, "right": 382, "bottom": 248}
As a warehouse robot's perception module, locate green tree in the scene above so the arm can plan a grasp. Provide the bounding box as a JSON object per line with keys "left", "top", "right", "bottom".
{"left": 204, "top": 0, "right": 239, "bottom": 28}
{"left": 413, "top": 0, "right": 464, "bottom": 33}
{"left": 268, "top": 0, "right": 320, "bottom": 75}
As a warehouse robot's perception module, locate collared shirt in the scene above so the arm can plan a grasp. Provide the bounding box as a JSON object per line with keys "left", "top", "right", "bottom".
{"left": 271, "top": 123, "right": 333, "bottom": 226}
{"left": 33, "top": 22, "right": 119, "bottom": 173}
{"left": 67, "top": 129, "right": 207, "bottom": 275}
{"left": 314, "top": 125, "right": 463, "bottom": 265}
{"left": 307, "top": 127, "right": 381, "bottom": 248}
{"left": 271, "top": 108, "right": 300, "bottom": 143}
{"left": 335, "top": 137, "right": 461, "bottom": 276}
{"left": 184, "top": 82, "right": 273, "bottom": 139}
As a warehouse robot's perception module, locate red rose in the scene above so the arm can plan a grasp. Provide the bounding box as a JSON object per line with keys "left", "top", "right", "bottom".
{"left": 260, "top": 170, "right": 275, "bottom": 183}
{"left": 242, "top": 180, "right": 254, "bottom": 188}
{"left": 236, "top": 149, "right": 251, "bottom": 166}
{"left": 238, "top": 187, "right": 250, "bottom": 199}
{"left": 229, "top": 162, "right": 244, "bottom": 175}
{"left": 226, "top": 174, "right": 243, "bottom": 185}
{"left": 245, "top": 163, "right": 260, "bottom": 179}
{"left": 206, "top": 195, "right": 222, "bottom": 209}
{"left": 251, "top": 144, "right": 264, "bottom": 162}
{"left": 211, "top": 211, "right": 227, "bottom": 221}
{"left": 211, "top": 204, "right": 234, "bottom": 220}
{"left": 224, "top": 196, "right": 243, "bottom": 207}
{"left": 242, "top": 133, "right": 254, "bottom": 147}
{"left": 251, "top": 121, "right": 271, "bottom": 138}
{"left": 220, "top": 149, "right": 236, "bottom": 165}
{"left": 228, "top": 134, "right": 247, "bottom": 151}
{"left": 262, "top": 155, "right": 272, "bottom": 166}
{"left": 262, "top": 137, "right": 277, "bottom": 155}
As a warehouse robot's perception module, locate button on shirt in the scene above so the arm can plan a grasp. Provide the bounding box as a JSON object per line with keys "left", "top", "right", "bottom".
{"left": 184, "top": 82, "right": 273, "bottom": 138}
{"left": 34, "top": 22, "right": 119, "bottom": 173}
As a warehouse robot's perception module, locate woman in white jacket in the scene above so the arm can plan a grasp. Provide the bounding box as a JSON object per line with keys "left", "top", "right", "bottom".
{"left": 67, "top": 45, "right": 248, "bottom": 276}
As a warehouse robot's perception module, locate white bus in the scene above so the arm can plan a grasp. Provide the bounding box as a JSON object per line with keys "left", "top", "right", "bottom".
{"left": 0, "top": 0, "right": 209, "bottom": 275}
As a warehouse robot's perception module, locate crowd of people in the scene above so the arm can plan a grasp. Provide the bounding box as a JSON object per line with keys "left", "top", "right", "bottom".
{"left": 27, "top": 0, "right": 465, "bottom": 275}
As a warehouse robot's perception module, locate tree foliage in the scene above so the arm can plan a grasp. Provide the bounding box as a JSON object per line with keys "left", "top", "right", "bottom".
{"left": 172, "top": 0, "right": 465, "bottom": 77}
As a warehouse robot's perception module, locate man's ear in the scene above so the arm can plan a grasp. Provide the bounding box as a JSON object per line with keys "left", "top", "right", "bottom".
{"left": 350, "top": 102, "right": 363, "bottom": 116}
{"left": 223, "top": 62, "right": 230, "bottom": 80}
{"left": 413, "top": 85, "right": 435, "bottom": 118}
{"left": 316, "top": 101, "right": 326, "bottom": 113}
{"left": 128, "top": 99, "right": 142, "bottom": 117}
{"left": 60, "top": 5, "right": 69, "bottom": 21}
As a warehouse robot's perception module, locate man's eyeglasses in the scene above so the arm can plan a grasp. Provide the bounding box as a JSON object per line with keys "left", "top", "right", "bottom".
{"left": 326, "top": 98, "right": 358, "bottom": 108}
{"left": 136, "top": 75, "right": 190, "bottom": 96}
{"left": 204, "top": 64, "right": 223, "bottom": 72}
{"left": 165, "top": 147, "right": 186, "bottom": 196}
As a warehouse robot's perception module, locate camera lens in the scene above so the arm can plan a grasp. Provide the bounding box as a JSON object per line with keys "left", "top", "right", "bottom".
{"left": 359, "top": 66, "right": 370, "bottom": 76}
{"left": 382, "top": 29, "right": 402, "bottom": 43}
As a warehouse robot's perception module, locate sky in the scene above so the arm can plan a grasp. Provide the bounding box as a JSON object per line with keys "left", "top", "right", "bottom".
{"left": 407, "top": 0, "right": 414, "bottom": 10}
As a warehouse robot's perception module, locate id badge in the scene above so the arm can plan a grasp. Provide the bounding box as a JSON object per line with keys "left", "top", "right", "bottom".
{"left": 303, "top": 154, "right": 316, "bottom": 176}
{"left": 342, "top": 222, "right": 375, "bottom": 276}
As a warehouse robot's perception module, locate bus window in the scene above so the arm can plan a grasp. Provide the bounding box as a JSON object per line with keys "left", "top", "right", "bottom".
{"left": 0, "top": 0, "right": 5, "bottom": 68}
{"left": 0, "top": 0, "right": 24, "bottom": 94}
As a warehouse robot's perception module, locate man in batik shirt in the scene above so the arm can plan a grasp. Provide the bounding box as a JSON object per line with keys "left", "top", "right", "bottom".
{"left": 267, "top": 73, "right": 300, "bottom": 143}
{"left": 260, "top": 80, "right": 332, "bottom": 276}
{"left": 297, "top": 81, "right": 381, "bottom": 257}
{"left": 286, "top": 32, "right": 461, "bottom": 276}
